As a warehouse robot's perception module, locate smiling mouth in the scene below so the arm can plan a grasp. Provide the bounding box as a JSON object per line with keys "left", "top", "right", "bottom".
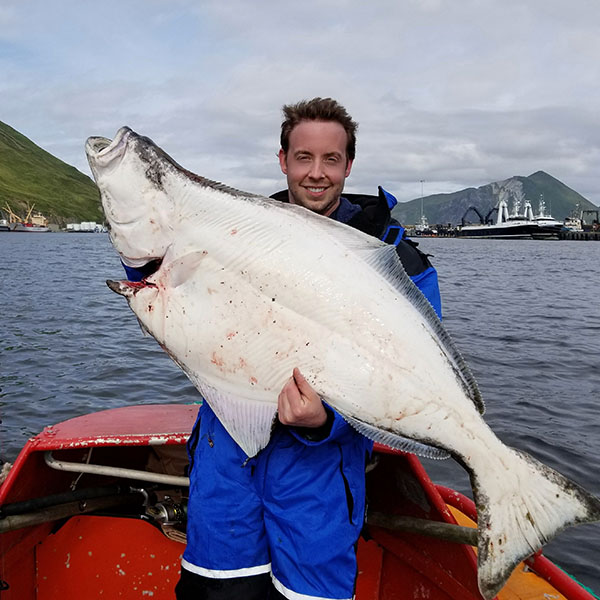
{"left": 305, "top": 187, "right": 327, "bottom": 194}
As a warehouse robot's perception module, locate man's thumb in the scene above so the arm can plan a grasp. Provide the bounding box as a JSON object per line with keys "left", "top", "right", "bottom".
{"left": 293, "top": 368, "right": 312, "bottom": 394}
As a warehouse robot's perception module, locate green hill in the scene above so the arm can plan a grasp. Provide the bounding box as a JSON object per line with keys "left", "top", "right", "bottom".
{"left": 392, "top": 171, "right": 597, "bottom": 226}
{"left": 0, "top": 121, "right": 101, "bottom": 225}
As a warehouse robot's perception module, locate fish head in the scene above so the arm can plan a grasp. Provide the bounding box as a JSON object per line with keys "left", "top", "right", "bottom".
{"left": 85, "top": 126, "right": 179, "bottom": 270}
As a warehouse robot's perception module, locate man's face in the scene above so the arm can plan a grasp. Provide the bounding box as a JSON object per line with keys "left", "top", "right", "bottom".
{"left": 278, "top": 119, "right": 353, "bottom": 216}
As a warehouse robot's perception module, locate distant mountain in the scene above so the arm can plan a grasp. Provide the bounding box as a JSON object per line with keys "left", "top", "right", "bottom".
{"left": 391, "top": 171, "right": 597, "bottom": 226}
{"left": 0, "top": 121, "right": 101, "bottom": 225}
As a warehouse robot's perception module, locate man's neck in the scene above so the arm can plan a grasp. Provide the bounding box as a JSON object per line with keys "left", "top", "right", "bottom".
{"left": 322, "top": 197, "right": 341, "bottom": 217}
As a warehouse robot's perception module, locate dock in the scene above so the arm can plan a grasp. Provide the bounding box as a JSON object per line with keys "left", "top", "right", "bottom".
{"left": 408, "top": 227, "right": 600, "bottom": 240}
{"left": 557, "top": 230, "right": 600, "bottom": 241}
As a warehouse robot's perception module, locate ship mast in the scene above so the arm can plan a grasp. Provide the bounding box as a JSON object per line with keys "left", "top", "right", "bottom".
{"left": 419, "top": 179, "right": 428, "bottom": 228}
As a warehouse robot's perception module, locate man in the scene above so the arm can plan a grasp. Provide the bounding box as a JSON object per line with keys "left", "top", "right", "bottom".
{"left": 175, "top": 98, "right": 441, "bottom": 600}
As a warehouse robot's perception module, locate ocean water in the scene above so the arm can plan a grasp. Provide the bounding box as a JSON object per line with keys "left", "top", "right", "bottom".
{"left": 1, "top": 233, "right": 599, "bottom": 592}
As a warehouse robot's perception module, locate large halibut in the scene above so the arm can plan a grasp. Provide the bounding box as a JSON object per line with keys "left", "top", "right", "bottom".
{"left": 86, "top": 127, "right": 600, "bottom": 599}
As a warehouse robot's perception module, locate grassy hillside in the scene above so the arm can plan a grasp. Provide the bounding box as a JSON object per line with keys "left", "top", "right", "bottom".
{"left": 392, "top": 171, "right": 597, "bottom": 226}
{"left": 0, "top": 121, "right": 101, "bottom": 225}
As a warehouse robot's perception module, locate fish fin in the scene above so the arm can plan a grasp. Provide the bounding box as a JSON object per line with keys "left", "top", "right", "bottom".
{"left": 343, "top": 414, "right": 450, "bottom": 459}
{"left": 157, "top": 250, "right": 207, "bottom": 288}
{"left": 366, "top": 244, "right": 484, "bottom": 415}
{"left": 472, "top": 447, "right": 600, "bottom": 599}
{"left": 197, "top": 381, "right": 277, "bottom": 457}
{"left": 106, "top": 280, "right": 152, "bottom": 336}
{"left": 106, "top": 279, "right": 134, "bottom": 298}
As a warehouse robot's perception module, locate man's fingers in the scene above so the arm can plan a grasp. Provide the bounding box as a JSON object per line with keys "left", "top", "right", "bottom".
{"left": 293, "top": 368, "right": 317, "bottom": 401}
{"left": 278, "top": 369, "right": 327, "bottom": 428}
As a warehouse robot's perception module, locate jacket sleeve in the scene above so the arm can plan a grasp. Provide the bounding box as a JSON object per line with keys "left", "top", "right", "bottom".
{"left": 289, "top": 404, "right": 374, "bottom": 451}
{"left": 395, "top": 236, "right": 443, "bottom": 320}
{"left": 385, "top": 213, "right": 442, "bottom": 320}
{"left": 410, "top": 266, "right": 442, "bottom": 320}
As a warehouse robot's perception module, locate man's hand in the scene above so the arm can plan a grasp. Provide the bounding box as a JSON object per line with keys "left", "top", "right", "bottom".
{"left": 278, "top": 367, "right": 327, "bottom": 428}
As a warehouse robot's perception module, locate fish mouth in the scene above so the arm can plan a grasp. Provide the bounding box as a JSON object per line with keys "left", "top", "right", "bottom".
{"left": 85, "top": 126, "right": 133, "bottom": 167}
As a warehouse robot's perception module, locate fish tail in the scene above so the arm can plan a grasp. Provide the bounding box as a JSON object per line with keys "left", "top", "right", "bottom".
{"left": 472, "top": 447, "right": 600, "bottom": 599}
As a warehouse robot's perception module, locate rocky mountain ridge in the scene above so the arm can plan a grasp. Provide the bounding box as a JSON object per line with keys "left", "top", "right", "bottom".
{"left": 392, "top": 171, "right": 596, "bottom": 226}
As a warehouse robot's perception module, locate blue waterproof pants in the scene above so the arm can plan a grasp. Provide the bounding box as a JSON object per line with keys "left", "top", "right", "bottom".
{"left": 181, "top": 403, "right": 372, "bottom": 600}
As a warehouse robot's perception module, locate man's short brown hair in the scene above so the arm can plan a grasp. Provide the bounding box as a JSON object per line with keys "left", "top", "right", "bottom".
{"left": 280, "top": 98, "right": 358, "bottom": 161}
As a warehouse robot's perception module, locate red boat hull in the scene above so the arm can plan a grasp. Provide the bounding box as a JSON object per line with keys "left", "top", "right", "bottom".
{"left": 0, "top": 404, "right": 596, "bottom": 600}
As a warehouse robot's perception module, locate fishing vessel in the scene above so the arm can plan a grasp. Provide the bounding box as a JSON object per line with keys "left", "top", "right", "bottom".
{"left": 531, "top": 195, "right": 564, "bottom": 238}
{"left": 1, "top": 404, "right": 596, "bottom": 600}
{"left": 459, "top": 197, "right": 538, "bottom": 239}
{"left": 2, "top": 203, "right": 50, "bottom": 233}
{"left": 10, "top": 222, "right": 51, "bottom": 233}
{"left": 563, "top": 205, "right": 584, "bottom": 232}
{"left": 563, "top": 217, "right": 584, "bottom": 232}
{"left": 0, "top": 219, "right": 10, "bottom": 232}
{"left": 414, "top": 213, "right": 438, "bottom": 236}
{"left": 459, "top": 194, "right": 563, "bottom": 239}
{"left": 413, "top": 181, "right": 437, "bottom": 237}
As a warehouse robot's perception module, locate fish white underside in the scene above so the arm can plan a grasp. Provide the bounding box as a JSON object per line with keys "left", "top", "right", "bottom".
{"left": 123, "top": 181, "right": 481, "bottom": 460}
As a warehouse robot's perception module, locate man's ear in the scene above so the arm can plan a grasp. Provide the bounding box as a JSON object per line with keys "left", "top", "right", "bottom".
{"left": 278, "top": 148, "right": 288, "bottom": 174}
{"left": 345, "top": 158, "right": 354, "bottom": 178}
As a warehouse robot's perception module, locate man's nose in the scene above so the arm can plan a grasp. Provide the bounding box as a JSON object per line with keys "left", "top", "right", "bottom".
{"left": 308, "top": 160, "right": 325, "bottom": 179}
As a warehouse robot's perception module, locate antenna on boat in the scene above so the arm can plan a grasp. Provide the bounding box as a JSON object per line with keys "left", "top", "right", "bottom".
{"left": 418, "top": 179, "right": 430, "bottom": 231}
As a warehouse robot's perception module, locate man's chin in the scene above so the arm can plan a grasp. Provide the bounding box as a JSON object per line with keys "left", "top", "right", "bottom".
{"left": 291, "top": 191, "right": 340, "bottom": 216}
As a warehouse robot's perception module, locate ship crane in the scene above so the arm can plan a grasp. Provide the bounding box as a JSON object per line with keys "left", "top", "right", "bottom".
{"left": 24, "top": 204, "right": 35, "bottom": 223}
{"left": 2, "top": 203, "right": 23, "bottom": 224}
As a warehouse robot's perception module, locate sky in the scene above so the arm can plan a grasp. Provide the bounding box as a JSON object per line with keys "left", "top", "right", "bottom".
{"left": 1, "top": 0, "right": 599, "bottom": 204}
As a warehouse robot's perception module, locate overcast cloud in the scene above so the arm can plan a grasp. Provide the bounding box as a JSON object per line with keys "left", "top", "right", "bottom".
{"left": 1, "top": 0, "right": 599, "bottom": 203}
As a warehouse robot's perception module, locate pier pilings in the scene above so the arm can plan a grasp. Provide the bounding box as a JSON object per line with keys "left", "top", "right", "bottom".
{"left": 558, "top": 230, "right": 600, "bottom": 241}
